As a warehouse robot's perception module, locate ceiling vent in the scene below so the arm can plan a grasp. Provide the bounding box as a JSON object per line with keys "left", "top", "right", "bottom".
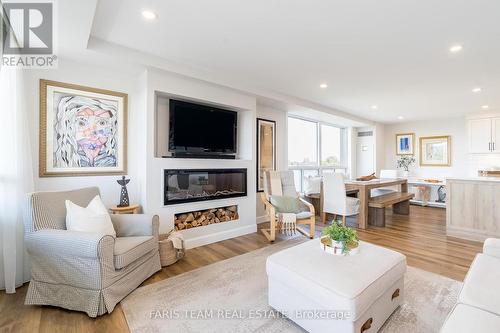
{"left": 357, "top": 131, "right": 373, "bottom": 137}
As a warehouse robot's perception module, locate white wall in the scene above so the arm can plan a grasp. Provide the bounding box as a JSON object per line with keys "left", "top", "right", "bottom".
{"left": 255, "top": 105, "right": 288, "bottom": 222}
{"left": 355, "top": 127, "right": 375, "bottom": 177}
{"left": 24, "top": 58, "right": 142, "bottom": 207}
{"left": 383, "top": 116, "right": 500, "bottom": 178}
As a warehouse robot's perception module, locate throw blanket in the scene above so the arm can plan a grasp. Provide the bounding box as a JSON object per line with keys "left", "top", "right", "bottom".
{"left": 166, "top": 230, "right": 185, "bottom": 259}
{"left": 278, "top": 213, "right": 296, "bottom": 235}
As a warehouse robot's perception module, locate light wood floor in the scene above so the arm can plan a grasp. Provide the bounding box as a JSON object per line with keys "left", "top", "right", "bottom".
{"left": 0, "top": 205, "right": 482, "bottom": 333}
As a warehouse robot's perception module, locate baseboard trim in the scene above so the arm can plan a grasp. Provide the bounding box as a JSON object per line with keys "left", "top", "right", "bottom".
{"left": 184, "top": 224, "right": 257, "bottom": 249}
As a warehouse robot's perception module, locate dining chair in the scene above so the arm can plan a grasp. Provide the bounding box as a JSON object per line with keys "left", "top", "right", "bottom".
{"left": 322, "top": 173, "right": 360, "bottom": 226}
{"left": 371, "top": 169, "right": 399, "bottom": 197}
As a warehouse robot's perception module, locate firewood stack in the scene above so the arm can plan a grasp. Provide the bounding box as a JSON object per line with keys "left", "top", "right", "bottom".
{"left": 175, "top": 205, "right": 238, "bottom": 230}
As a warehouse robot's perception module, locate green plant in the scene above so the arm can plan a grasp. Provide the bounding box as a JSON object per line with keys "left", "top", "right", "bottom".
{"left": 322, "top": 221, "right": 359, "bottom": 254}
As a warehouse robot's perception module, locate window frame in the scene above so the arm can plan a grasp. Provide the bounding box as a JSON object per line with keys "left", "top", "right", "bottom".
{"left": 287, "top": 115, "right": 348, "bottom": 193}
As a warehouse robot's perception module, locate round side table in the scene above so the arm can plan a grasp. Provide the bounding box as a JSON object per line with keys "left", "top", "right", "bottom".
{"left": 109, "top": 204, "right": 140, "bottom": 214}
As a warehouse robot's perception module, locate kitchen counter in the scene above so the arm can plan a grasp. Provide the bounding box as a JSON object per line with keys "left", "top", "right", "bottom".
{"left": 446, "top": 176, "right": 500, "bottom": 182}
{"left": 446, "top": 178, "right": 500, "bottom": 242}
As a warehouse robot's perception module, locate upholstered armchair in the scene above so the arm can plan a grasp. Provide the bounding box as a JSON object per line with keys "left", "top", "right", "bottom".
{"left": 24, "top": 187, "right": 161, "bottom": 317}
{"left": 260, "top": 170, "right": 315, "bottom": 242}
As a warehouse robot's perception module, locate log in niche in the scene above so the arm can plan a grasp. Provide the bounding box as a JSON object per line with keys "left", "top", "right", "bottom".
{"left": 174, "top": 205, "right": 239, "bottom": 230}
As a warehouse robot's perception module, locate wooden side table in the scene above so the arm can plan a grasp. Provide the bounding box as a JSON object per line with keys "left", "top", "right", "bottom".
{"left": 109, "top": 204, "right": 140, "bottom": 214}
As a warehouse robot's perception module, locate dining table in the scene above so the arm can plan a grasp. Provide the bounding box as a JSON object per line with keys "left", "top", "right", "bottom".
{"left": 344, "top": 178, "right": 409, "bottom": 229}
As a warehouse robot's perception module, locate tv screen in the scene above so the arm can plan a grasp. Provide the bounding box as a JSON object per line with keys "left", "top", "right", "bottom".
{"left": 169, "top": 99, "right": 237, "bottom": 154}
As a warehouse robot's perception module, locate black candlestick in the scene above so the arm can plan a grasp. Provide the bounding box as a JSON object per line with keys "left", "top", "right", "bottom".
{"left": 117, "top": 176, "right": 130, "bottom": 207}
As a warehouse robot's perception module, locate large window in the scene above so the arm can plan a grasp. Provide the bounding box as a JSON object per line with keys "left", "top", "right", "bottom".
{"left": 288, "top": 116, "right": 347, "bottom": 193}
{"left": 288, "top": 117, "right": 318, "bottom": 166}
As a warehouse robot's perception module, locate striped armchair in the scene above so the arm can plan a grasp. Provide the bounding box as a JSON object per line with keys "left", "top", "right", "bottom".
{"left": 24, "top": 187, "right": 161, "bottom": 317}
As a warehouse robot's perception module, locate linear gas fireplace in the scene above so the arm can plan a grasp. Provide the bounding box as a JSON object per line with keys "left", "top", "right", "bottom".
{"left": 164, "top": 168, "right": 247, "bottom": 205}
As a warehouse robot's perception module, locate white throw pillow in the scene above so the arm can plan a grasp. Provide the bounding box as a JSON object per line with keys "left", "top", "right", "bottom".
{"left": 65, "top": 195, "right": 116, "bottom": 237}
{"left": 304, "top": 176, "right": 321, "bottom": 195}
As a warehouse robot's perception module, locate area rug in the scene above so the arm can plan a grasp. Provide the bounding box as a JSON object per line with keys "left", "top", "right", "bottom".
{"left": 121, "top": 240, "right": 461, "bottom": 333}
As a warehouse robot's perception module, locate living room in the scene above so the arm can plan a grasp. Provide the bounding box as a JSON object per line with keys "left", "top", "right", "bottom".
{"left": 1, "top": 1, "right": 499, "bottom": 332}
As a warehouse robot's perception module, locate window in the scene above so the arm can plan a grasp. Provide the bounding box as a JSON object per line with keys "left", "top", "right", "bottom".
{"left": 320, "top": 124, "right": 342, "bottom": 166}
{"left": 288, "top": 116, "right": 347, "bottom": 192}
{"left": 288, "top": 117, "right": 317, "bottom": 166}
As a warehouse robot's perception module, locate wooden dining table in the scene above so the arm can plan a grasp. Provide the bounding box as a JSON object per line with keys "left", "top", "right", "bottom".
{"left": 344, "top": 178, "right": 409, "bottom": 229}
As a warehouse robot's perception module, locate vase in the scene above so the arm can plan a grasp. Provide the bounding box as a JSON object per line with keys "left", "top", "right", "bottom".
{"left": 401, "top": 170, "right": 409, "bottom": 179}
{"left": 320, "top": 237, "right": 359, "bottom": 255}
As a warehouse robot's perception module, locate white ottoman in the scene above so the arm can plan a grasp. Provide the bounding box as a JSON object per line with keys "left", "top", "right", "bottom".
{"left": 266, "top": 239, "right": 406, "bottom": 333}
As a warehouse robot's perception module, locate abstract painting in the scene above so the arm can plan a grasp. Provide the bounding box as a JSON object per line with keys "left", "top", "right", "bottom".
{"left": 396, "top": 133, "right": 414, "bottom": 155}
{"left": 257, "top": 118, "right": 276, "bottom": 192}
{"left": 39, "top": 80, "right": 127, "bottom": 176}
{"left": 419, "top": 136, "right": 451, "bottom": 166}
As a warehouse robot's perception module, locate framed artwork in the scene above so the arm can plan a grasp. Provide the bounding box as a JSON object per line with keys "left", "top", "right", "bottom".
{"left": 39, "top": 79, "right": 128, "bottom": 177}
{"left": 396, "top": 133, "right": 415, "bottom": 155}
{"left": 256, "top": 118, "right": 276, "bottom": 192}
{"left": 419, "top": 136, "right": 451, "bottom": 166}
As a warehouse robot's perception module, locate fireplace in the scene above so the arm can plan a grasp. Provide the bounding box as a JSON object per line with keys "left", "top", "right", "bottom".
{"left": 164, "top": 168, "right": 247, "bottom": 205}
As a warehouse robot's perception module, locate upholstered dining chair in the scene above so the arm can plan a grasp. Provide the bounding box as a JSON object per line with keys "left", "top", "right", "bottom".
{"left": 24, "top": 187, "right": 161, "bottom": 317}
{"left": 260, "top": 170, "right": 315, "bottom": 242}
{"left": 371, "top": 169, "right": 399, "bottom": 197}
{"left": 322, "top": 173, "right": 360, "bottom": 226}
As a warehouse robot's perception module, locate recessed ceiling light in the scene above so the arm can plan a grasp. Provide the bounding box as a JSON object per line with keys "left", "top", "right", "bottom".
{"left": 319, "top": 83, "right": 328, "bottom": 89}
{"left": 472, "top": 87, "right": 482, "bottom": 93}
{"left": 449, "top": 44, "right": 463, "bottom": 53}
{"left": 397, "top": 116, "right": 404, "bottom": 120}
{"left": 142, "top": 10, "right": 157, "bottom": 20}
{"left": 371, "top": 105, "right": 378, "bottom": 110}
{"left": 482, "top": 105, "right": 490, "bottom": 109}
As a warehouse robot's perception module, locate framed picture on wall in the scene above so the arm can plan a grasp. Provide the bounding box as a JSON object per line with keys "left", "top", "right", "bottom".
{"left": 39, "top": 79, "right": 128, "bottom": 177}
{"left": 419, "top": 136, "right": 451, "bottom": 166}
{"left": 256, "top": 118, "right": 276, "bottom": 192}
{"left": 396, "top": 133, "right": 415, "bottom": 155}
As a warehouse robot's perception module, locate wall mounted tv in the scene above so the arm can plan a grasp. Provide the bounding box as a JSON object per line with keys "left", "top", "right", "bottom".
{"left": 168, "top": 99, "right": 237, "bottom": 158}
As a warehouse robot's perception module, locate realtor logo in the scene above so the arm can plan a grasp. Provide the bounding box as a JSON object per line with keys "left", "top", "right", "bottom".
{"left": 1, "top": 1, "right": 57, "bottom": 68}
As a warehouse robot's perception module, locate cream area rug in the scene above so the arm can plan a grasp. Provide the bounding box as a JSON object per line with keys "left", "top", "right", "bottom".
{"left": 121, "top": 240, "right": 461, "bottom": 333}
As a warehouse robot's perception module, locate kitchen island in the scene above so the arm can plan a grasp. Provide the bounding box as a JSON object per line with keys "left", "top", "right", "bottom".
{"left": 446, "top": 177, "right": 500, "bottom": 241}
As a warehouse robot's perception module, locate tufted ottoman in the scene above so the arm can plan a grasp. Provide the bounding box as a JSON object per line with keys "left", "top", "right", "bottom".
{"left": 266, "top": 239, "right": 406, "bottom": 333}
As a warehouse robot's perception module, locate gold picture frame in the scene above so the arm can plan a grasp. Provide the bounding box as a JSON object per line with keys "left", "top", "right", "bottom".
{"left": 419, "top": 136, "right": 451, "bottom": 166}
{"left": 39, "top": 79, "right": 128, "bottom": 177}
{"left": 396, "top": 133, "right": 415, "bottom": 155}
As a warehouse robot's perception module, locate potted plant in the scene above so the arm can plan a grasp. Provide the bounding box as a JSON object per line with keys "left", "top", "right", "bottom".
{"left": 397, "top": 155, "right": 415, "bottom": 178}
{"left": 321, "top": 221, "right": 359, "bottom": 255}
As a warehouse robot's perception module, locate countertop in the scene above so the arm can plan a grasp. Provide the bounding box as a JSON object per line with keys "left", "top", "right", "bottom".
{"left": 446, "top": 176, "right": 500, "bottom": 182}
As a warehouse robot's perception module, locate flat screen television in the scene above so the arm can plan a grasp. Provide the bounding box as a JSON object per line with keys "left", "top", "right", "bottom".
{"left": 169, "top": 99, "right": 237, "bottom": 157}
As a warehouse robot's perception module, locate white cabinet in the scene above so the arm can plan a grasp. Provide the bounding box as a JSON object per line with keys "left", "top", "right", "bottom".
{"left": 492, "top": 118, "right": 500, "bottom": 152}
{"left": 468, "top": 116, "right": 500, "bottom": 153}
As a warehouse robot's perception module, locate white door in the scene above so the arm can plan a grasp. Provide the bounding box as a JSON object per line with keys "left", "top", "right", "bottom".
{"left": 468, "top": 118, "right": 492, "bottom": 153}
{"left": 356, "top": 136, "right": 375, "bottom": 177}
{"left": 492, "top": 118, "right": 500, "bottom": 153}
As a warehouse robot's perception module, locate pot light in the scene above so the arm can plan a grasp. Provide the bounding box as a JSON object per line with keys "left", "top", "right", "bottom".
{"left": 371, "top": 105, "right": 378, "bottom": 110}
{"left": 449, "top": 44, "right": 463, "bottom": 53}
{"left": 319, "top": 83, "right": 328, "bottom": 89}
{"left": 482, "top": 105, "right": 490, "bottom": 109}
{"left": 397, "top": 116, "right": 404, "bottom": 120}
{"left": 142, "top": 10, "right": 157, "bottom": 20}
{"left": 472, "top": 87, "right": 482, "bottom": 93}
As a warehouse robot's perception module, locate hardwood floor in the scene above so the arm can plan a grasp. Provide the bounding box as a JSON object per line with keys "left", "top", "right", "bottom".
{"left": 0, "top": 205, "right": 482, "bottom": 333}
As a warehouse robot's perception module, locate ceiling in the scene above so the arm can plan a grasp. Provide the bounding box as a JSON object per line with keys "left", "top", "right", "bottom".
{"left": 87, "top": 0, "right": 500, "bottom": 123}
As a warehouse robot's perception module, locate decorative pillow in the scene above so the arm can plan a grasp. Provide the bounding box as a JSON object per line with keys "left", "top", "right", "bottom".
{"left": 65, "top": 195, "right": 116, "bottom": 237}
{"left": 304, "top": 176, "right": 321, "bottom": 195}
{"left": 269, "top": 195, "right": 302, "bottom": 214}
